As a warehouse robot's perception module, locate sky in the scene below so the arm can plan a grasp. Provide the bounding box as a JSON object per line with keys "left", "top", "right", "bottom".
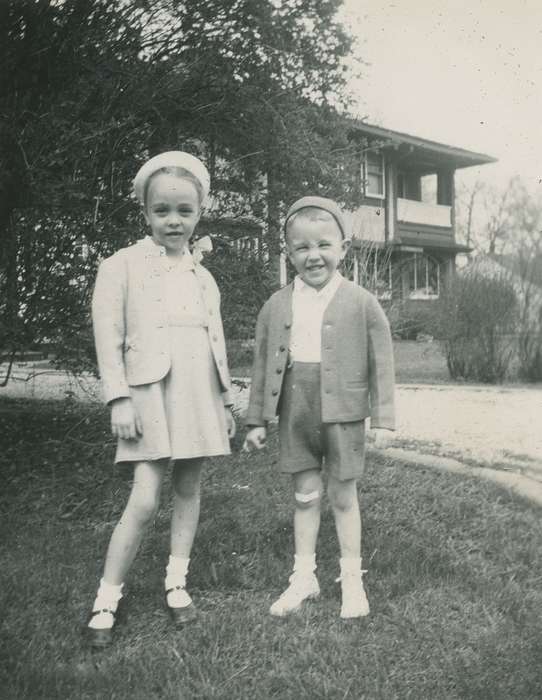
{"left": 340, "top": 0, "right": 542, "bottom": 195}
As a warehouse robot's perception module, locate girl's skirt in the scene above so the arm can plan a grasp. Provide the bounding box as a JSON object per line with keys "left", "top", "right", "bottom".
{"left": 115, "top": 323, "right": 230, "bottom": 464}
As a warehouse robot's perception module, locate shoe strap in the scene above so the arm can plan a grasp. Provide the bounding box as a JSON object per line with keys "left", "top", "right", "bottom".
{"left": 90, "top": 607, "right": 116, "bottom": 617}
{"left": 165, "top": 584, "right": 186, "bottom": 595}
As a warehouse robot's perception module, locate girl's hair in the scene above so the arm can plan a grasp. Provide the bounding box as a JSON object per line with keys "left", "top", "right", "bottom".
{"left": 143, "top": 166, "right": 204, "bottom": 208}
{"left": 284, "top": 207, "right": 339, "bottom": 239}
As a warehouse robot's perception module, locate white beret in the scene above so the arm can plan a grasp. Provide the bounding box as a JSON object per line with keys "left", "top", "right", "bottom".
{"left": 133, "top": 151, "right": 211, "bottom": 205}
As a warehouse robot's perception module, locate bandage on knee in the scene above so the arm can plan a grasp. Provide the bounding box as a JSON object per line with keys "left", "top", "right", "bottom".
{"left": 295, "top": 490, "right": 320, "bottom": 504}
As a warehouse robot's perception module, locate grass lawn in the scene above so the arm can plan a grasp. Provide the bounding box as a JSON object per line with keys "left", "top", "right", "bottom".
{"left": 1, "top": 398, "right": 542, "bottom": 699}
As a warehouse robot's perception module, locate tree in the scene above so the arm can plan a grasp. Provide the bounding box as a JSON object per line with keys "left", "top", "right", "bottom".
{"left": 456, "top": 176, "right": 542, "bottom": 381}
{"left": 0, "top": 0, "right": 358, "bottom": 378}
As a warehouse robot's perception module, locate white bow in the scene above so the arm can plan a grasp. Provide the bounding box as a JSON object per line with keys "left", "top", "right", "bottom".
{"left": 192, "top": 235, "right": 213, "bottom": 264}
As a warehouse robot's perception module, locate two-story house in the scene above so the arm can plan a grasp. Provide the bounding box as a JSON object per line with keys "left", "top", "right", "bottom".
{"left": 343, "top": 120, "right": 496, "bottom": 306}
{"left": 199, "top": 120, "right": 496, "bottom": 308}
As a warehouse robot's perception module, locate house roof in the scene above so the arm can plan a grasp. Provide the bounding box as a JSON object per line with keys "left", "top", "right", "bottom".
{"left": 348, "top": 119, "right": 497, "bottom": 171}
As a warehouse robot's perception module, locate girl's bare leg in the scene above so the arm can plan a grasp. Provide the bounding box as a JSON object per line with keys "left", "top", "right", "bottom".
{"left": 166, "top": 458, "right": 205, "bottom": 615}
{"left": 88, "top": 459, "right": 167, "bottom": 633}
{"left": 102, "top": 459, "right": 168, "bottom": 585}
{"left": 170, "top": 457, "right": 205, "bottom": 558}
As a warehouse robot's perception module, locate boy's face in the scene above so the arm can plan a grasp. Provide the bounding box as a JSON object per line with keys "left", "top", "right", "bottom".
{"left": 144, "top": 173, "right": 200, "bottom": 254}
{"left": 286, "top": 215, "right": 349, "bottom": 290}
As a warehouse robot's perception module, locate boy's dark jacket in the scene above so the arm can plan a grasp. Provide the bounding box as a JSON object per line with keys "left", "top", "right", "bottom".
{"left": 245, "top": 278, "right": 395, "bottom": 429}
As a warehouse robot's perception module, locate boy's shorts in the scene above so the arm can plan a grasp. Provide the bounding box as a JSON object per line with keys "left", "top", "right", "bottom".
{"left": 278, "top": 362, "right": 365, "bottom": 481}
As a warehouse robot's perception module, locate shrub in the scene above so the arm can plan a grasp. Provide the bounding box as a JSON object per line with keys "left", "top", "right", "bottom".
{"left": 518, "top": 306, "right": 542, "bottom": 382}
{"left": 432, "top": 271, "right": 517, "bottom": 382}
{"left": 203, "top": 243, "right": 275, "bottom": 341}
{"left": 388, "top": 302, "right": 437, "bottom": 340}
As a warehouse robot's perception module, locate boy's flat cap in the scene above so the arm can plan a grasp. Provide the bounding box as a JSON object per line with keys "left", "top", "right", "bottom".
{"left": 284, "top": 196, "right": 347, "bottom": 238}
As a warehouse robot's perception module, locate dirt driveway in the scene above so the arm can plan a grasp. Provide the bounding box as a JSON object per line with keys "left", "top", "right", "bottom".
{"left": 2, "top": 361, "right": 541, "bottom": 476}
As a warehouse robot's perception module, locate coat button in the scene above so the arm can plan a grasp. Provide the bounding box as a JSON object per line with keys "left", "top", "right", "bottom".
{"left": 272, "top": 389, "right": 279, "bottom": 396}
{"left": 284, "top": 322, "right": 291, "bottom": 329}
{"left": 208, "top": 309, "right": 214, "bottom": 316}
{"left": 212, "top": 335, "right": 218, "bottom": 342}
{"left": 279, "top": 345, "right": 286, "bottom": 352}
{"left": 276, "top": 367, "right": 283, "bottom": 374}
{"left": 218, "top": 359, "right": 223, "bottom": 367}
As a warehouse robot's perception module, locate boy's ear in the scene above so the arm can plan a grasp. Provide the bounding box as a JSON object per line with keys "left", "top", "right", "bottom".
{"left": 142, "top": 207, "right": 150, "bottom": 225}
{"left": 340, "top": 238, "right": 351, "bottom": 257}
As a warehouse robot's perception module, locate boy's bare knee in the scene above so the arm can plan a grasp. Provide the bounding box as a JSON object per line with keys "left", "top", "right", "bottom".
{"left": 328, "top": 479, "right": 357, "bottom": 512}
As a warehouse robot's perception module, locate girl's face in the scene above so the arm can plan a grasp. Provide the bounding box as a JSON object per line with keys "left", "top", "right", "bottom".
{"left": 144, "top": 173, "right": 201, "bottom": 254}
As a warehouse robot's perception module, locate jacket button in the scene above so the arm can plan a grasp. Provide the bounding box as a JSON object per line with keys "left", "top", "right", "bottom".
{"left": 209, "top": 309, "right": 214, "bottom": 316}
{"left": 212, "top": 335, "right": 218, "bottom": 342}
{"left": 272, "top": 389, "right": 279, "bottom": 396}
{"left": 279, "top": 345, "right": 286, "bottom": 352}
{"left": 276, "top": 367, "right": 283, "bottom": 374}
{"left": 284, "top": 322, "right": 291, "bottom": 329}
{"left": 218, "top": 359, "right": 223, "bottom": 367}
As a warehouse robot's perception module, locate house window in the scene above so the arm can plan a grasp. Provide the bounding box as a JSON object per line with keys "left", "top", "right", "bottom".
{"left": 407, "top": 253, "right": 440, "bottom": 299}
{"left": 363, "top": 151, "right": 385, "bottom": 198}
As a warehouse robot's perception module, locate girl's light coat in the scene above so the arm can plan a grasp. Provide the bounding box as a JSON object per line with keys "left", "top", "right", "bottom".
{"left": 92, "top": 237, "right": 231, "bottom": 405}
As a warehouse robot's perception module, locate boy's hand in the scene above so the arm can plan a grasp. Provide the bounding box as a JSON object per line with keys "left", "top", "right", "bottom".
{"left": 111, "top": 397, "right": 143, "bottom": 440}
{"left": 372, "top": 428, "right": 392, "bottom": 449}
{"left": 225, "top": 406, "right": 236, "bottom": 439}
{"left": 242, "top": 427, "right": 267, "bottom": 452}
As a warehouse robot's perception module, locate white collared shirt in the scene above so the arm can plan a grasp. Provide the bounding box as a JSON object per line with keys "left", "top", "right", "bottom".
{"left": 289, "top": 273, "right": 343, "bottom": 362}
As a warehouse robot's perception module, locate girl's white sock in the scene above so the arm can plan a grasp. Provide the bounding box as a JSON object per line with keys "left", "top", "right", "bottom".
{"left": 293, "top": 553, "right": 316, "bottom": 574}
{"left": 165, "top": 555, "right": 190, "bottom": 590}
{"left": 165, "top": 556, "right": 191, "bottom": 608}
{"left": 88, "top": 578, "right": 124, "bottom": 630}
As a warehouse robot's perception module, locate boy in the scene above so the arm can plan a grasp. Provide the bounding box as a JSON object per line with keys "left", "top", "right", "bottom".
{"left": 243, "top": 195, "right": 395, "bottom": 619}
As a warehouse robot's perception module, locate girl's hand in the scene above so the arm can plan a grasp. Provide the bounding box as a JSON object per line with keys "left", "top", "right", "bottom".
{"left": 111, "top": 397, "right": 143, "bottom": 440}
{"left": 242, "top": 427, "right": 267, "bottom": 452}
{"left": 225, "top": 406, "right": 236, "bottom": 439}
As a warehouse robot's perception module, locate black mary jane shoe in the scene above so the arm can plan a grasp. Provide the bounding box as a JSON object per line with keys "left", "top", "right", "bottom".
{"left": 165, "top": 588, "right": 198, "bottom": 628}
{"left": 85, "top": 608, "right": 119, "bottom": 649}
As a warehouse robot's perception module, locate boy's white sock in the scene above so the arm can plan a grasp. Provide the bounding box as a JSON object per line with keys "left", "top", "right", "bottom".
{"left": 88, "top": 578, "right": 124, "bottom": 630}
{"left": 339, "top": 556, "right": 363, "bottom": 577}
{"left": 293, "top": 553, "right": 316, "bottom": 575}
{"left": 339, "top": 557, "right": 369, "bottom": 618}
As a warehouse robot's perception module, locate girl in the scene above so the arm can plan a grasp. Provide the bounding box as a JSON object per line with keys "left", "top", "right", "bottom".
{"left": 87, "top": 151, "right": 235, "bottom": 648}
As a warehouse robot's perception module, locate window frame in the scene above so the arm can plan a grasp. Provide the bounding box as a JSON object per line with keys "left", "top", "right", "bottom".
{"left": 363, "top": 151, "right": 386, "bottom": 199}
{"left": 407, "top": 253, "right": 440, "bottom": 300}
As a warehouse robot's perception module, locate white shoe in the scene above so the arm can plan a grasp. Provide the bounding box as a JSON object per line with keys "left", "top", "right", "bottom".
{"left": 339, "top": 571, "right": 369, "bottom": 619}
{"left": 270, "top": 571, "right": 320, "bottom": 617}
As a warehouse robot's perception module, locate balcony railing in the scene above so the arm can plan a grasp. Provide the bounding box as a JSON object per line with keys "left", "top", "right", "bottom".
{"left": 397, "top": 198, "right": 451, "bottom": 228}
